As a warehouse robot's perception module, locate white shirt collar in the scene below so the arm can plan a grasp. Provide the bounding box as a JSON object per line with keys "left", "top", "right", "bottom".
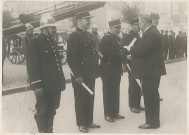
{"left": 144, "top": 26, "right": 151, "bottom": 33}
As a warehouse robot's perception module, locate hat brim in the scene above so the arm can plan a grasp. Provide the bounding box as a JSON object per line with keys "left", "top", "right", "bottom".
{"left": 110, "top": 24, "right": 121, "bottom": 28}
{"left": 81, "top": 16, "right": 94, "bottom": 19}
{"left": 40, "top": 24, "right": 57, "bottom": 29}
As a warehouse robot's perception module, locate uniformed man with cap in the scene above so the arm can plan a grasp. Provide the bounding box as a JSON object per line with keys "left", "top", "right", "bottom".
{"left": 100, "top": 19, "right": 125, "bottom": 122}
{"left": 160, "top": 30, "right": 165, "bottom": 58}
{"left": 122, "top": 18, "right": 145, "bottom": 113}
{"left": 27, "top": 13, "right": 66, "bottom": 133}
{"left": 169, "top": 30, "right": 176, "bottom": 59}
{"left": 176, "top": 31, "right": 183, "bottom": 58}
{"left": 67, "top": 11, "right": 100, "bottom": 133}
{"left": 23, "top": 23, "right": 34, "bottom": 83}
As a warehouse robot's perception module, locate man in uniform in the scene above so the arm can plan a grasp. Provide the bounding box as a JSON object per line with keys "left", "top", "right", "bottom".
{"left": 164, "top": 30, "right": 170, "bottom": 60}
{"left": 183, "top": 32, "right": 187, "bottom": 57}
{"left": 176, "top": 31, "right": 183, "bottom": 58}
{"left": 169, "top": 30, "right": 176, "bottom": 60}
{"left": 128, "top": 14, "right": 166, "bottom": 129}
{"left": 67, "top": 11, "right": 100, "bottom": 133}
{"left": 122, "top": 18, "right": 144, "bottom": 113}
{"left": 23, "top": 23, "right": 34, "bottom": 83}
{"left": 100, "top": 19, "right": 125, "bottom": 122}
{"left": 27, "top": 13, "right": 66, "bottom": 133}
{"left": 160, "top": 30, "right": 165, "bottom": 58}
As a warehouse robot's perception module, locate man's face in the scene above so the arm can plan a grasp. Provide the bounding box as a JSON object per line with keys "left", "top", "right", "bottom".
{"left": 132, "top": 23, "right": 140, "bottom": 32}
{"left": 47, "top": 26, "right": 57, "bottom": 37}
{"left": 81, "top": 18, "right": 91, "bottom": 30}
{"left": 27, "top": 29, "right": 34, "bottom": 35}
{"left": 139, "top": 18, "right": 145, "bottom": 32}
{"left": 152, "top": 18, "right": 159, "bottom": 27}
{"left": 111, "top": 25, "right": 121, "bottom": 35}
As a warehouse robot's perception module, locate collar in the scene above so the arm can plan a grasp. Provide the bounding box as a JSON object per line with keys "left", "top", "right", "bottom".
{"left": 144, "top": 26, "right": 151, "bottom": 33}
{"left": 77, "top": 27, "right": 87, "bottom": 34}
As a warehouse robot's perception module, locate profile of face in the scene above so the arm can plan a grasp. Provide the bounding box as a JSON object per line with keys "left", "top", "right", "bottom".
{"left": 152, "top": 18, "right": 159, "bottom": 27}
{"left": 139, "top": 18, "right": 145, "bottom": 32}
{"left": 27, "top": 28, "right": 34, "bottom": 35}
{"left": 132, "top": 24, "right": 140, "bottom": 32}
{"left": 80, "top": 18, "right": 91, "bottom": 30}
{"left": 47, "top": 26, "right": 57, "bottom": 37}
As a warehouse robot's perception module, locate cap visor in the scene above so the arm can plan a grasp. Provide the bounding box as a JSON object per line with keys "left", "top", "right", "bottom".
{"left": 82, "top": 16, "right": 94, "bottom": 19}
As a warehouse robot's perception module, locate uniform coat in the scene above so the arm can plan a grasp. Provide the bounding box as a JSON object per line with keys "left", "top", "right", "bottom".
{"left": 67, "top": 27, "right": 99, "bottom": 126}
{"left": 27, "top": 33, "right": 65, "bottom": 132}
{"left": 130, "top": 26, "right": 166, "bottom": 127}
{"left": 169, "top": 34, "right": 176, "bottom": 59}
{"left": 100, "top": 32, "right": 125, "bottom": 117}
{"left": 164, "top": 34, "right": 170, "bottom": 60}
{"left": 122, "top": 30, "right": 141, "bottom": 109}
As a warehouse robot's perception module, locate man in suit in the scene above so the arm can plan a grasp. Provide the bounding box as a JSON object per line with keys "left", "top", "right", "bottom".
{"left": 122, "top": 18, "right": 144, "bottom": 113}
{"left": 100, "top": 19, "right": 125, "bottom": 122}
{"left": 67, "top": 11, "right": 100, "bottom": 133}
{"left": 127, "top": 14, "right": 166, "bottom": 129}
{"left": 27, "top": 13, "right": 66, "bottom": 133}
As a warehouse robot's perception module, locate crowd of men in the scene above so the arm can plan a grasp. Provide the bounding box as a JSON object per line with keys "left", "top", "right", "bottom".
{"left": 17, "top": 10, "right": 187, "bottom": 133}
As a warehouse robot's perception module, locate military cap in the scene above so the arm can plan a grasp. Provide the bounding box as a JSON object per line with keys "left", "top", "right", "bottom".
{"left": 150, "top": 13, "right": 160, "bottom": 20}
{"left": 75, "top": 11, "right": 93, "bottom": 21}
{"left": 108, "top": 19, "right": 121, "bottom": 28}
{"left": 129, "top": 18, "right": 139, "bottom": 25}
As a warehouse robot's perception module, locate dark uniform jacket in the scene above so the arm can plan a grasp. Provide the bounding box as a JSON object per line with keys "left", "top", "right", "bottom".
{"left": 27, "top": 33, "right": 65, "bottom": 92}
{"left": 160, "top": 34, "right": 165, "bottom": 49}
{"left": 67, "top": 27, "right": 99, "bottom": 78}
{"left": 169, "top": 34, "right": 176, "bottom": 48}
{"left": 130, "top": 27, "right": 166, "bottom": 79}
{"left": 100, "top": 32, "right": 126, "bottom": 78}
{"left": 164, "top": 34, "right": 170, "bottom": 49}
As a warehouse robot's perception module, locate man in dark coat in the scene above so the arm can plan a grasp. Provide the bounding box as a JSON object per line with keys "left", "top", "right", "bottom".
{"left": 183, "top": 32, "right": 187, "bottom": 57}
{"left": 176, "top": 31, "right": 183, "bottom": 58}
{"left": 128, "top": 14, "right": 166, "bottom": 129}
{"left": 122, "top": 18, "right": 144, "bottom": 113}
{"left": 67, "top": 11, "right": 100, "bottom": 133}
{"left": 169, "top": 30, "right": 176, "bottom": 59}
{"left": 164, "top": 30, "right": 170, "bottom": 60}
{"left": 2, "top": 35, "right": 6, "bottom": 83}
{"left": 27, "top": 13, "right": 66, "bottom": 133}
{"left": 160, "top": 30, "right": 165, "bottom": 58}
{"left": 100, "top": 19, "right": 125, "bottom": 122}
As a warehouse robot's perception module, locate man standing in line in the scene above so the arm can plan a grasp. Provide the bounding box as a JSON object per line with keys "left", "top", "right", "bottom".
{"left": 169, "top": 30, "right": 176, "bottom": 60}
{"left": 183, "top": 32, "right": 187, "bottom": 57}
{"left": 164, "top": 30, "right": 170, "bottom": 60}
{"left": 67, "top": 11, "right": 100, "bottom": 133}
{"left": 100, "top": 19, "right": 125, "bottom": 122}
{"left": 23, "top": 23, "right": 34, "bottom": 83}
{"left": 122, "top": 18, "right": 144, "bottom": 113}
{"left": 27, "top": 13, "right": 66, "bottom": 133}
{"left": 127, "top": 14, "right": 166, "bottom": 129}
{"left": 160, "top": 30, "right": 165, "bottom": 58}
{"left": 176, "top": 31, "right": 183, "bottom": 58}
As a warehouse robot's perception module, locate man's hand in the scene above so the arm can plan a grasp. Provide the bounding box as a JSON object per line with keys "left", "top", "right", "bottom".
{"left": 35, "top": 88, "right": 43, "bottom": 96}
{"left": 127, "top": 55, "right": 132, "bottom": 60}
{"left": 75, "top": 77, "right": 83, "bottom": 84}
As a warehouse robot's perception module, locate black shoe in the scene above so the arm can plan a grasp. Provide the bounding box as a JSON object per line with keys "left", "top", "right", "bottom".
{"left": 88, "top": 123, "right": 101, "bottom": 128}
{"left": 160, "top": 98, "right": 163, "bottom": 101}
{"left": 114, "top": 114, "right": 125, "bottom": 119}
{"left": 138, "top": 106, "right": 145, "bottom": 111}
{"left": 79, "top": 126, "right": 88, "bottom": 133}
{"left": 138, "top": 123, "right": 160, "bottom": 129}
{"left": 130, "top": 107, "right": 140, "bottom": 113}
{"left": 105, "top": 116, "right": 115, "bottom": 122}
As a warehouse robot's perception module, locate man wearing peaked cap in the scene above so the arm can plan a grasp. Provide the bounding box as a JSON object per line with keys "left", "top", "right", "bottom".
{"left": 122, "top": 17, "right": 145, "bottom": 113}
{"left": 67, "top": 10, "right": 100, "bottom": 133}
{"left": 27, "top": 13, "right": 65, "bottom": 133}
{"left": 100, "top": 19, "right": 126, "bottom": 123}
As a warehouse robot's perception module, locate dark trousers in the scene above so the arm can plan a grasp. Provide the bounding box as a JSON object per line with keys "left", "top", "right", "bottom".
{"left": 101, "top": 76, "right": 121, "bottom": 117}
{"left": 34, "top": 91, "right": 61, "bottom": 133}
{"left": 142, "top": 77, "right": 160, "bottom": 126}
{"left": 128, "top": 76, "right": 141, "bottom": 108}
{"left": 71, "top": 76, "right": 95, "bottom": 126}
{"left": 164, "top": 47, "right": 168, "bottom": 60}
{"left": 169, "top": 48, "right": 174, "bottom": 59}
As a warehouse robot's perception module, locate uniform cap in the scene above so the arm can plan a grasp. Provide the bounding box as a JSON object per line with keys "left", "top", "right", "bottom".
{"left": 40, "top": 13, "right": 57, "bottom": 29}
{"left": 129, "top": 18, "right": 139, "bottom": 25}
{"left": 25, "top": 23, "right": 34, "bottom": 32}
{"left": 108, "top": 19, "right": 121, "bottom": 28}
{"left": 75, "top": 11, "right": 93, "bottom": 21}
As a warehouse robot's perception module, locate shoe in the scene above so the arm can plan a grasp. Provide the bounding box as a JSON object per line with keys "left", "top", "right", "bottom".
{"left": 114, "top": 114, "right": 125, "bottom": 119}
{"left": 138, "top": 123, "right": 160, "bottom": 129}
{"left": 138, "top": 106, "right": 145, "bottom": 111}
{"left": 79, "top": 126, "right": 88, "bottom": 133}
{"left": 130, "top": 107, "right": 140, "bottom": 113}
{"left": 160, "top": 98, "right": 163, "bottom": 101}
{"left": 88, "top": 123, "right": 101, "bottom": 128}
{"left": 105, "top": 116, "right": 115, "bottom": 122}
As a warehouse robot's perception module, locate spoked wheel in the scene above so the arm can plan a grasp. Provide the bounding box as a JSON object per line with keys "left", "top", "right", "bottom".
{"left": 6, "top": 35, "right": 25, "bottom": 64}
